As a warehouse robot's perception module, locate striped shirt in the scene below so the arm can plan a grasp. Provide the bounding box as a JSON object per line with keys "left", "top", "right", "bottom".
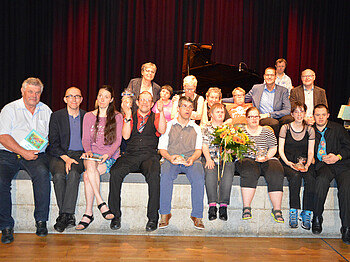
{"left": 242, "top": 125, "right": 277, "bottom": 159}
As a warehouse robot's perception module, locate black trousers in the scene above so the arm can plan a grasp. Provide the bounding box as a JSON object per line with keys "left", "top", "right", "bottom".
{"left": 49, "top": 151, "right": 84, "bottom": 215}
{"left": 108, "top": 152, "right": 160, "bottom": 221}
{"left": 283, "top": 163, "right": 316, "bottom": 210}
{"left": 0, "top": 151, "right": 50, "bottom": 229}
{"left": 237, "top": 158, "right": 284, "bottom": 192}
{"left": 314, "top": 164, "right": 350, "bottom": 227}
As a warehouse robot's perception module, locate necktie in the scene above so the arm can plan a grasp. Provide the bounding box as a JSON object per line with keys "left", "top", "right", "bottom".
{"left": 317, "top": 127, "right": 327, "bottom": 161}
{"left": 138, "top": 114, "right": 149, "bottom": 133}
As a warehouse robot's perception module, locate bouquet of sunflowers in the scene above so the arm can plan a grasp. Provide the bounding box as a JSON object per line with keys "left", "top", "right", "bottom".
{"left": 211, "top": 124, "right": 255, "bottom": 178}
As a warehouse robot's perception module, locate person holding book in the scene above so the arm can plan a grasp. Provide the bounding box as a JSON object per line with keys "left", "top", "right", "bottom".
{"left": 278, "top": 102, "right": 316, "bottom": 230}
{"left": 75, "top": 85, "right": 123, "bottom": 230}
{"left": 0, "top": 77, "right": 52, "bottom": 244}
{"left": 48, "top": 87, "right": 86, "bottom": 233}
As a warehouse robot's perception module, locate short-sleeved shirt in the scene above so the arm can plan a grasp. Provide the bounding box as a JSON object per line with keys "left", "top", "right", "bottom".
{"left": 279, "top": 123, "right": 315, "bottom": 162}
{"left": 158, "top": 118, "right": 202, "bottom": 161}
{"left": 202, "top": 122, "right": 220, "bottom": 163}
{"left": 276, "top": 73, "right": 293, "bottom": 94}
{"left": 242, "top": 125, "right": 277, "bottom": 159}
{"left": 0, "top": 98, "right": 52, "bottom": 152}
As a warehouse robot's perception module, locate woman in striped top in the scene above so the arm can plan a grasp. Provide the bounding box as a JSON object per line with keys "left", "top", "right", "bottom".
{"left": 236, "top": 107, "right": 285, "bottom": 223}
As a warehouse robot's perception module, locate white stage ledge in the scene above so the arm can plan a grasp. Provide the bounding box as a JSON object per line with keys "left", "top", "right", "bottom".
{"left": 10, "top": 170, "right": 341, "bottom": 238}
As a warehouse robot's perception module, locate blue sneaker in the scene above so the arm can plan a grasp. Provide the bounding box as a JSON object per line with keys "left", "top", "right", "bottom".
{"left": 289, "top": 209, "right": 298, "bottom": 228}
{"left": 300, "top": 210, "right": 312, "bottom": 230}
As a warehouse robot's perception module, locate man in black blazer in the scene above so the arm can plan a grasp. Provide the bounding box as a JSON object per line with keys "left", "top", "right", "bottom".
{"left": 290, "top": 69, "right": 328, "bottom": 125}
{"left": 48, "top": 87, "right": 86, "bottom": 233}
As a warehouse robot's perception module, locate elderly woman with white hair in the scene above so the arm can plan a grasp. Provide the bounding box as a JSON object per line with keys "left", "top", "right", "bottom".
{"left": 125, "top": 62, "right": 161, "bottom": 112}
{"left": 171, "top": 75, "right": 204, "bottom": 124}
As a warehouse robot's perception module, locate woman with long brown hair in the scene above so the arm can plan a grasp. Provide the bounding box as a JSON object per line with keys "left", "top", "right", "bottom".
{"left": 76, "top": 85, "right": 123, "bottom": 230}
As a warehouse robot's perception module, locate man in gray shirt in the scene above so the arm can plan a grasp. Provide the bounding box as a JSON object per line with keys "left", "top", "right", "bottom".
{"left": 158, "top": 96, "right": 205, "bottom": 230}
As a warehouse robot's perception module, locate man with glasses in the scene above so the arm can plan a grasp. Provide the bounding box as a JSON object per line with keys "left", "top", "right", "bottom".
{"left": 245, "top": 67, "right": 293, "bottom": 137}
{"left": 290, "top": 69, "right": 328, "bottom": 125}
{"left": 158, "top": 96, "right": 205, "bottom": 230}
{"left": 0, "top": 77, "right": 52, "bottom": 244}
{"left": 48, "top": 87, "right": 86, "bottom": 233}
{"left": 109, "top": 91, "right": 166, "bottom": 232}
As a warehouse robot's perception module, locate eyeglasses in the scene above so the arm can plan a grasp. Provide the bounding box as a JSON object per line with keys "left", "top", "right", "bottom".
{"left": 139, "top": 98, "right": 151, "bottom": 103}
{"left": 66, "top": 95, "right": 82, "bottom": 99}
{"left": 301, "top": 75, "right": 314, "bottom": 79}
{"left": 247, "top": 115, "right": 260, "bottom": 119}
{"left": 180, "top": 104, "right": 194, "bottom": 109}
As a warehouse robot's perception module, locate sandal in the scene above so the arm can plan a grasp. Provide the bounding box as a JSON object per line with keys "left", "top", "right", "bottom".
{"left": 242, "top": 207, "right": 252, "bottom": 220}
{"left": 98, "top": 202, "right": 114, "bottom": 220}
{"left": 271, "top": 209, "right": 284, "bottom": 223}
{"left": 75, "top": 214, "right": 94, "bottom": 230}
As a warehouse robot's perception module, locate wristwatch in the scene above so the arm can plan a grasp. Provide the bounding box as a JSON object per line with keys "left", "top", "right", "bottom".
{"left": 124, "top": 118, "right": 132, "bottom": 123}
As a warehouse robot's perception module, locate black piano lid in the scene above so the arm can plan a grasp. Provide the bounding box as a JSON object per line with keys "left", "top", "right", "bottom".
{"left": 181, "top": 43, "right": 263, "bottom": 98}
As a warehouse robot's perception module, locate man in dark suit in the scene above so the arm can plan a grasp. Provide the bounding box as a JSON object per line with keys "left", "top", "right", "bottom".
{"left": 48, "top": 87, "right": 86, "bottom": 233}
{"left": 312, "top": 104, "right": 350, "bottom": 245}
{"left": 245, "top": 67, "right": 293, "bottom": 136}
{"left": 290, "top": 69, "right": 328, "bottom": 125}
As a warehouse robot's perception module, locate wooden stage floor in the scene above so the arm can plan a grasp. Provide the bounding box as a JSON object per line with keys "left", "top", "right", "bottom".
{"left": 1, "top": 234, "right": 349, "bottom": 261}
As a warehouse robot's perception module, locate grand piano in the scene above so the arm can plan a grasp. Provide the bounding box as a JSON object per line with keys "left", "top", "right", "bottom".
{"left": 181, "top": 43, "right": 263, "bottom": 98}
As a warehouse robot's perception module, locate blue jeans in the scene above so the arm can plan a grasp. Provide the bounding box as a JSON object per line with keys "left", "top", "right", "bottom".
{"left": 159, "top": 160, "right": 205, "bottom": 218}
{"left": 0, "top": 150, "right": 50, "bottom": 229}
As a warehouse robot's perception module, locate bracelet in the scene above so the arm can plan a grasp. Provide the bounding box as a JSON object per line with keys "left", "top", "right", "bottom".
{"left": 337, "top": 154, "right": 342, "bottom": 161}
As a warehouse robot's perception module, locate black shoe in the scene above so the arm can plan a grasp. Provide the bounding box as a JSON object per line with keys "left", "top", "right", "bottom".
{"left": 66, "top": 214, "right": 76, "bottom": 229}
{"left": 219, "top": 206, "right": 228, "bottom": 221}
{"left": 36, "top": 221, "right": 48, "bottom": 237}
{"left": 312, "top": 216, "right": 323, "bottom": 234}
{"left": 1, "top": 228, "right": 14, "bottom": 244}
{"left": 110, "top": 217, "right": 121, "bottom": 230}
{"left": 208, "top": 206, "right": 217, "bottom": 221}
{"left": 341, "top": 227, "right": 350, "bottom": 245}
{"left": 145, "top": 220, "right": 158, "bottom": 232}
{"left": 54, "top": 214, "right": 67, "bottom": 233}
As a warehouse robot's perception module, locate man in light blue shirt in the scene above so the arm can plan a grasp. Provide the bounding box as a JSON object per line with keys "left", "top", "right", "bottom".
{"left": 0, "top": 77, "right": 52, "bottom": 244}
{"left": 245, "top": 67, "right": 293, "bottom": 137}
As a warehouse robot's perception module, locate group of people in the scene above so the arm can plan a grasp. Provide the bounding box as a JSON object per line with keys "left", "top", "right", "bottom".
{"left": 0, "top": 60, "right": 349, "bottom": 246}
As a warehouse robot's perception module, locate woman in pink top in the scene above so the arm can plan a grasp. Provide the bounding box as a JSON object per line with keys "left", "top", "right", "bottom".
{"left": 76, "top": 85, "right": 123, "bottom": 230}
{"left": 152, "top": 85, "right": 173, "bottom": 122}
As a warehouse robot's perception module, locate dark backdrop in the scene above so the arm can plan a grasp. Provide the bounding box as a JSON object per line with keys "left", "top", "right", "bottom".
{"left": 1, "top": 0, "right": 349, "bottom": 120}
